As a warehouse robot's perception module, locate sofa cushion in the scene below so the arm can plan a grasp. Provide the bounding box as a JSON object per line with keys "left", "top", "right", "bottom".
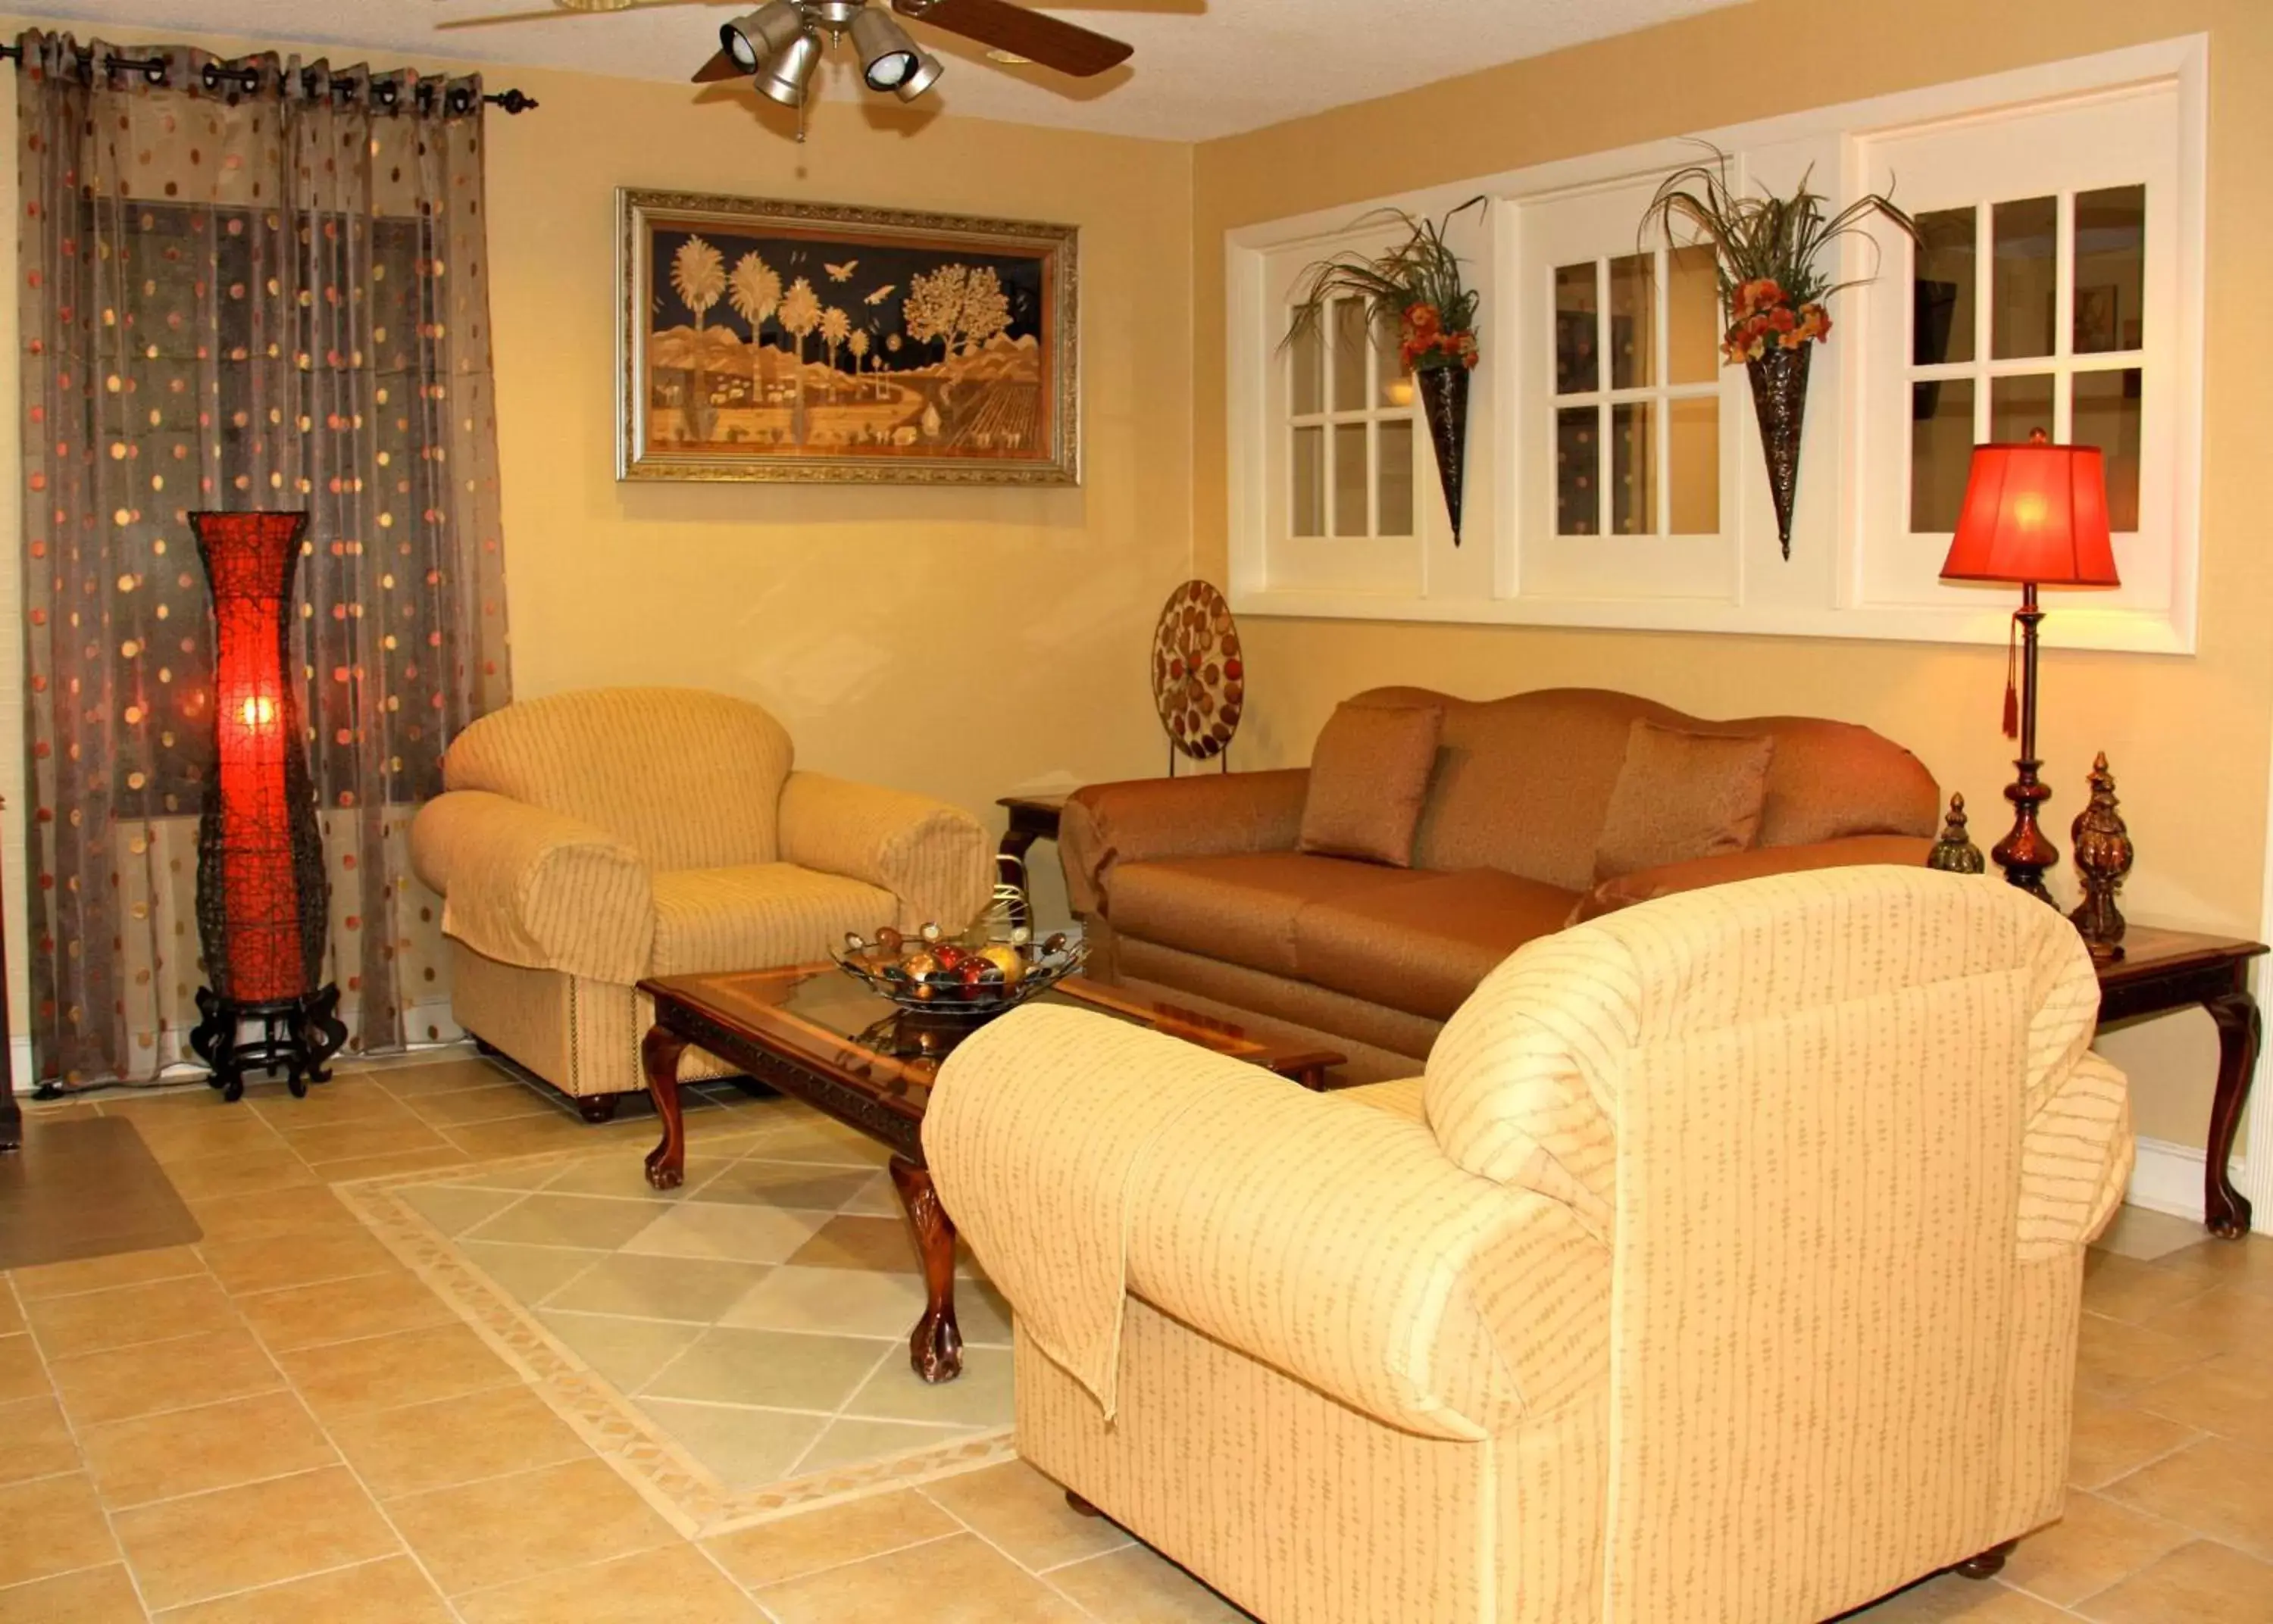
{"left": 1346, "top": 686, "right": 1940, "bottom": 891}
{"left": 1294, "top": 868, "right": 1584, "bottom": 1022}
{"left": 1108, "top": 853, "right": 1427, "bottom": 979}
{"left": 1593, "top": 721, "right": 1776, "bottom": 881}
{"left": 1297, "top": 701, "right": 1443, "bottom": 867}
{"left": 649, "top": 864, "right": 893, "bottom": 977}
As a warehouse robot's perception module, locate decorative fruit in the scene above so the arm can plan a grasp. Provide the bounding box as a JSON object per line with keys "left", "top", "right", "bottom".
{"left": 934, "top": 945, "right": 967, "bottom": 972}
{"left": 977, "top": 945, "right": 1024, "bottom": 985}
{"left": 959, "top": 963, "right": 988, "bottom": 988}
{"left": 876, "top": 926, "right": 903, "bottom": 954}
{"left": 901, "top": 951, "right": 940, "bottom": 982}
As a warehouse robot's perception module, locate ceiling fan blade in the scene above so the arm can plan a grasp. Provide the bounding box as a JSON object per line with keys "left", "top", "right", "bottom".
{"left": 691, "top": 46, "right": 746, "bottom": 83}
{"left": 433, "top": 0, "right": 710, "bottom": 28}
{"left": 893, "top": 0, "right": 1133, "bottom": 77}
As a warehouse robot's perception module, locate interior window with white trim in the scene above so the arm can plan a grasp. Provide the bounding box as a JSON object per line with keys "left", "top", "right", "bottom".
{"left": 1551, "top": 245, "right": 1721, "bottom": 537}
{"left": 1286, "top": 295, "right": 1416, "bottom": 540}
{"left": 1908, "top": 186, "right": 2146, "bottom": 532}
{"left": 1856, "top": 80, "right": 2186, "bottom": 627}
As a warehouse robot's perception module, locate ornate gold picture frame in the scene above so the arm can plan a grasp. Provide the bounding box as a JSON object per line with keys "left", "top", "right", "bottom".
{"left": 617, "top": 188, "right": 1079, "bottom": 485}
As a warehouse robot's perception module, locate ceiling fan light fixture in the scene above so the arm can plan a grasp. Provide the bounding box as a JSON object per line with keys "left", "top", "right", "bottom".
{"left": 721, "top": 0, "right": 805, "bottom": 73}
{"left": 849, "top": 7, "right": 921, "bottom": 91}
{"left": 752, "top": 27, "right": 824, "bottom": 106}
{"left": 893, "top": 47, "right": 946, "bottom": 102}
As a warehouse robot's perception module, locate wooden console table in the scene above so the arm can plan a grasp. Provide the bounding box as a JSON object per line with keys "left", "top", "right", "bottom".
{"left": 2094, "top": 926, "right": 2266, "bottom": 1240}
{"left": 994, "top": 795, "right": 1066, "bottom": 931}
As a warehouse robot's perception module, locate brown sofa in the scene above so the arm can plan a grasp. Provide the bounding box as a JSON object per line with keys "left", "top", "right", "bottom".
{"left": 1061, "top": 686, "right": 1941, "bottom": 1063}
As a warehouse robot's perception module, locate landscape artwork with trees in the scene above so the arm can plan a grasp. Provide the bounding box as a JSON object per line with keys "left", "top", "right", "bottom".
{"left": 618, "top": 189, "right": 1078, "bottom": 485}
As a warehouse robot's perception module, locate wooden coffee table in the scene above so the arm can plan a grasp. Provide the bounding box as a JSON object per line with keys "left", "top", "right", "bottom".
{"left": 637, "top": 967, "right": 1344, "bottom": 1383}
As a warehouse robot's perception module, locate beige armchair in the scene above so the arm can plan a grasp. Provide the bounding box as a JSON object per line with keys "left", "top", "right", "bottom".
{"left": 924, "top": 868, "right": 2133, "bottom": 1624}
{"left": 411, "top": 687, "right": 992, "bottom": 1114}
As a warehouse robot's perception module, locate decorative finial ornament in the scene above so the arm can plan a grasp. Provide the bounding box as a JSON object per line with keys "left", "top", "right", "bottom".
{"left": 1927, "top": 792, "right": 1987, "bottom": 875}
{"left": 2070, "top": 752, "right": 2133, "bottom": 961}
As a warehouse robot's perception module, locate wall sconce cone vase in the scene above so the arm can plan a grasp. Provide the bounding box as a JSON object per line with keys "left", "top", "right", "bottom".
{"left": 184, "top": 512, "right": 346, "bottom": 1102}
{"left": 1416, "top": 364, "right": 1469, "bottom": 545}
{"left": 1746, "top": 342, "right": 1810, "bottom": 561}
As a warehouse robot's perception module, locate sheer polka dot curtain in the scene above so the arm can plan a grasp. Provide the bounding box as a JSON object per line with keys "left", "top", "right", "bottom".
{"left": 14, "top": 32, "right": 512, "bottom": 1087}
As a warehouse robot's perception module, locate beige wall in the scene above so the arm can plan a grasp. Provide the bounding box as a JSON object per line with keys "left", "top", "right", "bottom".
{"left": 1190, "top": 0, "right": 2273, "bottom": 1148}
{"left": 482, "top": 69, "right": 1192, "bottom": 930}
{"left": 0, "top": 17, "right": 1196, "bottom": 1048}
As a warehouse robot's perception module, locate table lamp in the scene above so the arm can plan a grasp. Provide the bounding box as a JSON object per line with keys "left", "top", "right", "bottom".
{"left": 1938, "top": 438, "right": 2119, "bottom": 903}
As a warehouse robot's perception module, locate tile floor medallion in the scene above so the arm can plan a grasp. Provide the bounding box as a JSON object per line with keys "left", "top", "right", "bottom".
{"left": 337, "top": 1088, "right": 1017, "bottom": 1538}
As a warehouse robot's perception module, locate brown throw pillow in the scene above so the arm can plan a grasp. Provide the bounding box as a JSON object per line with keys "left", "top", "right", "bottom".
{"left": 1297, "top": 701, "right": 1443, "bottom": 867}
{"left": 1593, "top": 720, "right": 1776, "bottom": 882}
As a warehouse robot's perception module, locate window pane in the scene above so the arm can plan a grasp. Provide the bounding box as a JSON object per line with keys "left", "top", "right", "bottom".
{"left": 1668, "top": 395, "right": 1719, "bottom": 534}
{"left": 1374, "top": 314, "right": 1409, "bottom": 408}
{"left": 1290, "top": 317, "right": 1323, "bottom": 414}
{"left": 1330, "top": 298, "right": 1368, "bottom": 412}
{"left": 1377, "top": 419, "right": 1415, "bottom": 536}
{"left": 1991, "top": 195, "right": 2058, "bottom": 360}
{"left": 2074, "top": 184, "right": 2145, "bottom": 354}
{"left": 1556, "top": 404, "right": 1598, "bottom": 534}
{"left": 1668, "top": 245, "right": 1719, "bottom": 386}
{"left": 1555, "top": 263, "right": 1598, "bottom": 395}
{"left": 1608, "top": 253, "right": 1656, "bottom": 389}
{"left": 1990, "top": 371, "right": 2056, "bottom": 445}
{"left": 1333, "top": 422, "right": 1369, "bottom": 536}
{"left": 1912, "top": 206, "right": 1975, "bottom": 367}
{"left": 1909, "top": 377, "right": 1974, "bottom": 532}
{"left": 2072, "top": 368, "right": 2143, "bottom": 531}
{"left": 1293, "top": 426, "right": 1323, "bottom": 536}
{"left": 1612, "top": 401, "right": 1655, "bottom": 535}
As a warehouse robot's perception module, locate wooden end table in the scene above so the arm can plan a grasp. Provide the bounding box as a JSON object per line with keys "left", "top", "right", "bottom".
{"left": 639, "top": 966, "right": 1343, "bottom": 1383}
{"left": 995, "top": 795, "right": 1066, "bottom": 932}
{"left": 2093, "top": 926, "right": 2267, "bottom": 1239}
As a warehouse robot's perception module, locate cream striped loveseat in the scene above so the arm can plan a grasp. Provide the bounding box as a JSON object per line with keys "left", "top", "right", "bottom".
{"left": 924, "top": 867, "right": 2133, "bottom": 1624}
{"left": 410, "top": 687, "right": 992, "bottom": 1113}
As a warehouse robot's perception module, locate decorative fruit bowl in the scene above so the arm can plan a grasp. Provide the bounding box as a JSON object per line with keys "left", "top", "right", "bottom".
{"left": 830, "top": 923, "right": 1087, "bottom": 1019}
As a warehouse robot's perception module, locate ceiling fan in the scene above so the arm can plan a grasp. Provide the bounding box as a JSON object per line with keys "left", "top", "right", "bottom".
{"left": 439, "top": 0, "right": 1134, "bottom": 114}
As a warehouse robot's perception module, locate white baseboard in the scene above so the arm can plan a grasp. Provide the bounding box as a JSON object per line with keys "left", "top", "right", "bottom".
{"left": 2124, "top": 1133, "right": 2228, "bottom": 1223}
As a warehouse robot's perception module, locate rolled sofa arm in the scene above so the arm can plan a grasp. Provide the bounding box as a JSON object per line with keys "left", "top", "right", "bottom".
{"left": 409, "top": 791, "right": 655, "bottom": 985}
{"left": 777, "top": 771, "right": 993, "bottom": 935}
{"left": 1568, "top": 835, "right": 1937, "bottom": 925}
{"left": 924, "top": 1005, "right": 1606, "bottom": 1441}
{"left": 1060, "top": 768, "right": 1311, "bottom": 917}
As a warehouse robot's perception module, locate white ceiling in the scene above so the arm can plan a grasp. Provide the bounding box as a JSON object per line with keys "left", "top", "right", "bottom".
{"left": 17, "top": 0, "right": 1745, "bottom": 141}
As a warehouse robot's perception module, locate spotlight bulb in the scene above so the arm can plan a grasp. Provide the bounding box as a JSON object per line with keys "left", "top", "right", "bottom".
{"left": 721, "top": 1, "right": 805, "bottom": 73}
{"left": 850, "top": 7, "right": 921, "bottom": 92}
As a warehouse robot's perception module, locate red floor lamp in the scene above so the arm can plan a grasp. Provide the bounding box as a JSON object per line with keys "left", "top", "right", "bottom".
{"left": 1937, "top": 438, "right": 2121, "bottom": 904}
{"left": 184, "top": 511, "right": 346, "bottom": 1101}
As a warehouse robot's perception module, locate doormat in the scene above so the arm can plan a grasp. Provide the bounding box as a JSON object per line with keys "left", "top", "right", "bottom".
{"left": 0, "top": 1114, "right": 202, "bottom": 1271}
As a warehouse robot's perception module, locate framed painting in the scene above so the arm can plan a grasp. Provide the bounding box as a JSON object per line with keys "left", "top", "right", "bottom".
{"left": 617, "top": 188, "right": 1079, "bottom": 485}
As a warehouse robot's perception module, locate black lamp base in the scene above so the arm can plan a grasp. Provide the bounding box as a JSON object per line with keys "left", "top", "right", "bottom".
{"left": 189, "top": 985, "right": 348, "bottom": 1103}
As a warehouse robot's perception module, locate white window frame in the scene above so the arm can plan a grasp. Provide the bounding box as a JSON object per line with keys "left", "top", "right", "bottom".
{"left": 1850, "top": 86, "right": 2186, "bottom": 642}
{"left": 1516, "top": 176, "right": 1740, "bottom": 604}
{"left": 1222, "top": 35, "right": 2206, "bottom": 653}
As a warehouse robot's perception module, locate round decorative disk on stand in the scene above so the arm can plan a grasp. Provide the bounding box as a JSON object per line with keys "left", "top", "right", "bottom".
{"left": 1150, "top": 580, "right": 1243, "bottom": 773}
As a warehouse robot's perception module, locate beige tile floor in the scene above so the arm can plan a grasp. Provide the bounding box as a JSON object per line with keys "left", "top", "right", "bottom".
{"left": 0, "top": 1051, "right": 2267, "bottom": 1622}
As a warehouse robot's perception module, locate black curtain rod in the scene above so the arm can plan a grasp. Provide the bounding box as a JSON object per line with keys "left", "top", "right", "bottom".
{"left": 0, "top": 42, "right": 538, "bottom": 114}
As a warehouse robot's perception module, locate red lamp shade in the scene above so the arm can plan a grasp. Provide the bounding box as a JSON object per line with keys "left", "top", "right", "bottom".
{"left": 192, "top": 511, "right": 324, "bottom": 1007}
{"left": 1939, "top": 443, "right": 2120, "bottom": 588}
